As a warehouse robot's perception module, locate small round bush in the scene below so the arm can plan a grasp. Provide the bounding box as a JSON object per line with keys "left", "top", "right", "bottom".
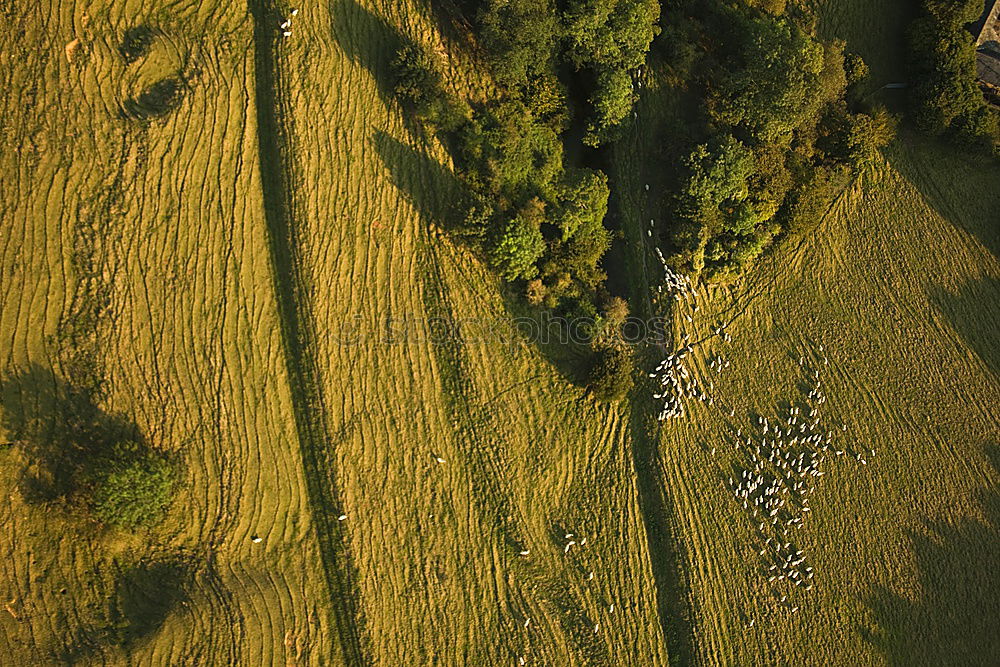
{"left": 586, "top": 343, "right": 635, "bottom": 402}
{"left": 91, "top": 445, "right": 175, "bottom": 528}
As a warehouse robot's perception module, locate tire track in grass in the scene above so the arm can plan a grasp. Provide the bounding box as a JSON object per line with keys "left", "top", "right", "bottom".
{"left": 248, "top": 2, "right": 367, "bottom": 663}
{"left": 605, "top": 96, "right": 698, "bottom": 664}
{"left": 418, "top": 238, "right": 612, "bottom": 664}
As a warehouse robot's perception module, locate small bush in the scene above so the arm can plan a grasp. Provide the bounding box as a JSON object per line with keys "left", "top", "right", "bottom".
{"left": 586, "top": 343, "right": 634, "bottom": 402}
{"left": 90, "top": 443, "right": 175, "bottom": 528}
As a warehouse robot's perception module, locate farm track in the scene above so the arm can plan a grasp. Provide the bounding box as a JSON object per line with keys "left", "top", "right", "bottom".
{"left": 417, "top": 237, "right": 613, "bottom": 664}
{"left": 249, "top": 1, "right": 367, "bottom": 663}
{"left": 608, "top": 92, "right": 699, "bottom": 665}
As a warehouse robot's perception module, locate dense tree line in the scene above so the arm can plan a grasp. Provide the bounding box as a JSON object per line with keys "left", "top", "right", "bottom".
{"left": 392, "top": 0, "right": 895, "bottom": 398}
{"left": 906, "top": 0, "right": 1000, "bottom": 152}
{"left": 392, "top": 3, "right": 660, "bottom": 399}
{"left": 658, "top": 0, "right": 895, "bottom": 282}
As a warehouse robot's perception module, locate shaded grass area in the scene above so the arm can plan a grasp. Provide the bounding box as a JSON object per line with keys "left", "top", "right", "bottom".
{"left": 930, "top": 276, "right": 1000, "bottom": 379}
{"left": 121, "top": 77, "right": 187, "bottom": 121}
{"left": 59, "top": 554, "right": 194, "bottom": 662}
{"left": 604, "top": 61, "right": 697, "bottom": 665}
{"left": 0, "top": 364, "right": 142, "bottom": 507}
{"left": 862, "top": 446, "right": 1000, "bottom": 664}
{"left": 249, "top": 1, "right": 367, "bottom": 662}
{"left": 887, "top": 134, "right": 1000, "bottom": 261}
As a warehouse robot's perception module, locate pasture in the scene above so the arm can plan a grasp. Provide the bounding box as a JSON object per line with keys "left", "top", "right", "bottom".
{"left": 0, "top": 0, "right": 997, "bottom": 664}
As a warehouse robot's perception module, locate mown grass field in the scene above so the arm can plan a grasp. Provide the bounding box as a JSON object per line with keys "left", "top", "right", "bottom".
{"left": 0, "top": 0, "right": 997, "bottom": 665}
{"left": 0, "top": 0, "right": 670, "bottom": 664}
{"left": 608, "top": 1, "right": 1000, "bottom": 662}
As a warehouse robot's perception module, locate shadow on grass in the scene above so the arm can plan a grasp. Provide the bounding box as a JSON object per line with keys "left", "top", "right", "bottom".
{"left": 886, "top": 134, "right": 1000, "bottom": 260}
{"left": 626, "top": 360, "right": 697, "bottom": 666}
{"left": 329, "top": 0, "right": 404, "bottom": 105}
{"left": 249, "top": 1, "right": 367, "bottom": 662}
{"left": 113, "top": 557, "right": 191, "bottom": 645}
{"left": 425, "top": 0, "right": 479, "bottom": 55}
{"left": 372, "top": 130, "right": 464, "bottom": 230}
{"left": 0, "top": 364, "right": 142, "bottom": 506}
{"left": 860, "top": 445, "right": 1000, "bottom": 664}
{"left": 58, "top": 553, "right": 193, "bottom": 662}
{"left": 373, "top": 130, "right": 595, "bottom": 385}
{"left": 929, "top": 276, "right": 1000, "bottom": 378}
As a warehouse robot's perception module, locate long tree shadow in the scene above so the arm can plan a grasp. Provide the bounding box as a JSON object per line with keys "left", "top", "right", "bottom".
{"left": 860, "top": 445, "right": 1000, "bottom": 665}
{"left": 886, "top": 134, "right": 1000, "bottom": 260}
{"left": 929, "top": 276, "right": 1000, "bottom": 378}
{"left": 249, "top": 0, "right": 368, "bottom": 662}
{"left": 0, "top": 363, "right": 143, "bottom": 506}
{"left": 329, "top": 0, "right": 404, "bottom": 105}
{"left": 626, "top": 358, "right": 697, "bottom": 667}
{"left": 372, "top": 130, "right": 464, "bottom": 229}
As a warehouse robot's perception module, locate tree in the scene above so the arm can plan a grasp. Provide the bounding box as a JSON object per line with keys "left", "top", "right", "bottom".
{"left": 391, "top": 43, "right": 468, "bottom": 132}
{"left": 479, "top": 0, "right": 561, "bottom": 88}
{"left": 460, "top": 100, "right": 564, "bottom": 200}
{"left": 819, "top": 104, "right": 897, "bottom": 167}
{"left": 906, "top": 0, "right": 998, "bottom": 151}
{"left": 586, "top": 343, "right": 634, "bottom": 401}
{"left": 563, "top": 0, "right": 660, "bottom": 145}
{"left": 488, "top": 214, "right": 546, "bottom": 280}
{"left": 553, "top": 168, "right": 610, "bottom": 240}
{"left": 562, "top": 0, "right": 659, "bottom": 71}
{"left": 585, "top": 68, "right": 635, "bottom": 146}
{"left": 709, "top": 12, "right": 825, "bottom": 143}
{"left": 679, "top": 134, "right": 753, "bottom": 216}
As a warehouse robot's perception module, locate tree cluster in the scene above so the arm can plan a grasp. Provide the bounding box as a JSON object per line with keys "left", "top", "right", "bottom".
{"left": 479, "top": 0, "right": 661, "bottom": 146}
{"left": 906, "top": 0, "right": 1000, "bottom": 152}
{"left": 660, "top": 1, "right": 895, "bottom": 282}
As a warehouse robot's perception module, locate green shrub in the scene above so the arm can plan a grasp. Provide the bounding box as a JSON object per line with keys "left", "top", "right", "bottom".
{"left": 90, "top": 443, "right": 175, "bottom": 528}
{"left": 488, "top": 215, "right": 547, "bottom": 280}
{"left": 586, "top": 343, "right": 634, "bottom": 402}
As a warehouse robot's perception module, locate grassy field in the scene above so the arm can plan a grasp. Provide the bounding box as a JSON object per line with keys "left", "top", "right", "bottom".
{"left": 0, "top": 0, "right": 997, "bottom": 664}
{"left": 608, "top": 1, "right": 1000, "bottom": 662}
{"left": 0, "top": 0, "right": 670, "bottom": 664}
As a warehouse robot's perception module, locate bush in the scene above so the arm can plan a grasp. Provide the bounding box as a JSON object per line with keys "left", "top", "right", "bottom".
{"left": 390, "top": 44, "right": 468, "bottom": 132}
{"left": 819, "top": 104, "right": 897, "bottom": 168}
{"left": 488, "top": 215, "right": 546, "bottom": 280}
{"left": 90, "top": 443, "right": 175, "bottom": 528}
{"left": 586, "top": 343, "right": 634, "bottom": 401}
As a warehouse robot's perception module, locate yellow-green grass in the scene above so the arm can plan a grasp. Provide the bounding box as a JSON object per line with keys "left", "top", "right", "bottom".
{"left": 2, "top": 0, "right": 998, "bottom": 663}
{"left": 0, "top": 0, "right": 673, "bottom": 664}
{"left": 610, "top": 14, "right": 1000, "bottom": 667}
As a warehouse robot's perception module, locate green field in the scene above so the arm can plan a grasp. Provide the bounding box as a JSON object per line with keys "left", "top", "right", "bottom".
{"left": 1, "top": 0, "right": 998, "bottom": 665}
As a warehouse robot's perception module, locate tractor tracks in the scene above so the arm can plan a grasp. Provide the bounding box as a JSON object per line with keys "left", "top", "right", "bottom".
{"left": 248, "top": 2, "right": 367, "bottom": 663}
